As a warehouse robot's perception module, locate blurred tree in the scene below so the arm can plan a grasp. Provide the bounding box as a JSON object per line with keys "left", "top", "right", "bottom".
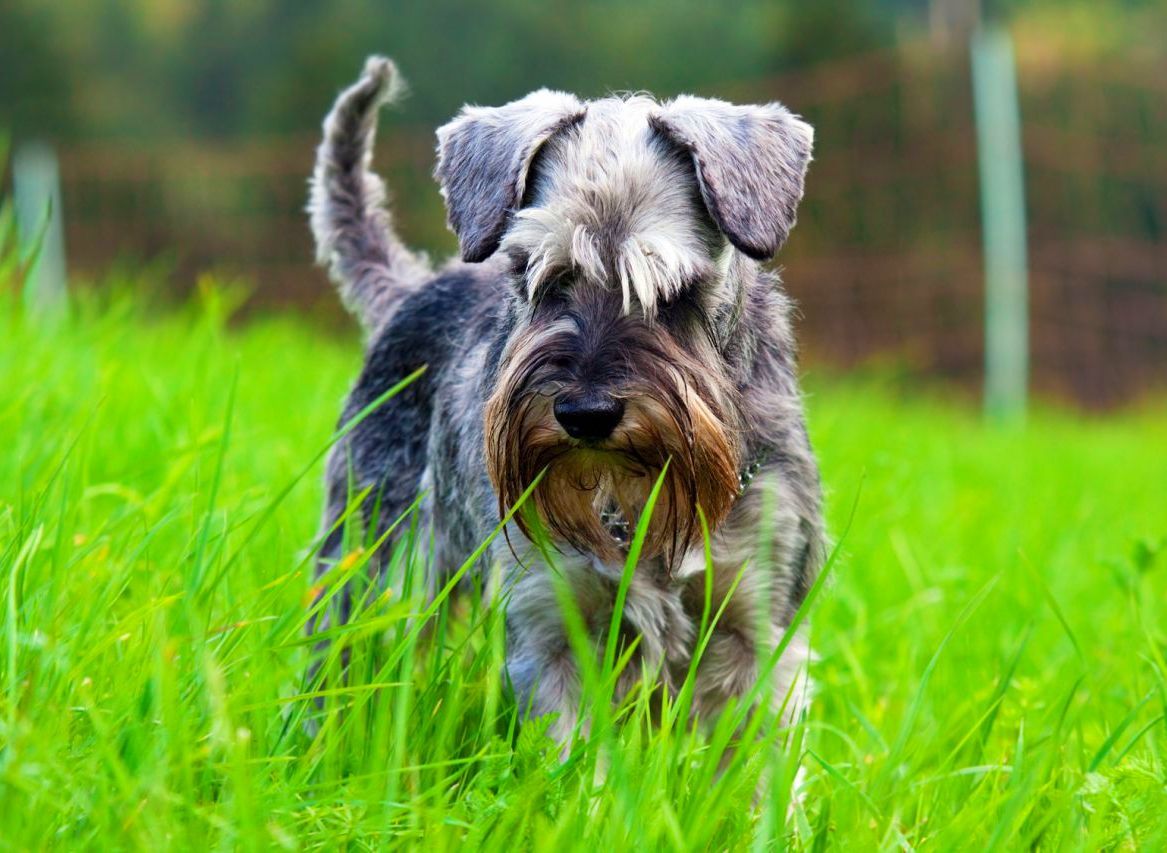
{"left": 0, "top": 0, "right": 75, "bottom": 138}
{"left": 2, "top": 0, "right": 895, "bottom": 140}
{"left": 2, "top": 0, "right": 1162, "bottom": 142}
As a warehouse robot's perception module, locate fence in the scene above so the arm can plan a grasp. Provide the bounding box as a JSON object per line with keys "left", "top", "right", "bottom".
{"left": 730, "top": 44, "right": 1167, "bottom": 408}
{"left": 33, "top": 40, "right": 1167, "bottom": 407}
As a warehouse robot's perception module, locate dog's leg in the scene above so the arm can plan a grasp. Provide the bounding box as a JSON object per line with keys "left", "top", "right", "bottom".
{"left": 612, "top": 574, "right": 694, "bottom": 704}
{"left": 304, "top": 453, "right": 426, "bottom": 729}
{"left": 676, "top": 561, "right": 812, "bottom": 816}
{"left": 692, "top": 617, "right": 813, "bottom": 727}
{"left": 503, "top": 559, "right": 613, "bottom": 747}
{"left": 684, "top": 479, "right": 823, "bottom": 728}
{"left": 302, "top": 509, "right": 352, "bottom": 733}
{"left": 309, "top": 56, "right": 429, "bottom": 336}
{"left": 504, "top": 556, "right": 698, "bottom": 749}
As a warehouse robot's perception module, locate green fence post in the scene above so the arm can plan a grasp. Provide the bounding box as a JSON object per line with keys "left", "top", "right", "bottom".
{"left": 972, "top": 26, "right": 1029, "bottom": 422}
{"left": 13, "top": 141, "right": 68, "bottom": 317}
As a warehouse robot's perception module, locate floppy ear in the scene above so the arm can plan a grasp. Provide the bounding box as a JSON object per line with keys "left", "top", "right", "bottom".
{"left": 435, "top": 90, "right": 587, "bottom": 263}
{"left": 649, "top": 96, "right": 814, "bottom": 261}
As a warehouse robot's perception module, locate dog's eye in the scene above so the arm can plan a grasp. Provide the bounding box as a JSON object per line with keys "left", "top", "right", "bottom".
{"left": 505, "top": 253, "right": 534, "bottom": 303}
{"left": 655, "top": 290, "right": 680, "bottom": 313}
{"left": 506, "top": 251, "right": 529, "bottom": 280}
{"left": 545, "top": 354, "right": 572, "bottom": 372}
{"left": 655, "top": 285, "right": 693, "bottom": 319}
{"left": 527, "top": 273, "right": 573, "bottom": 310}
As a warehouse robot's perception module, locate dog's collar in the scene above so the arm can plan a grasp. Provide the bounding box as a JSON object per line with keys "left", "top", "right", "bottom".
{"left": 601, "top": 455, "right": 769, "bottom": 547}
{"left": 738, "top": 458, "right": 764, "bottom": 493}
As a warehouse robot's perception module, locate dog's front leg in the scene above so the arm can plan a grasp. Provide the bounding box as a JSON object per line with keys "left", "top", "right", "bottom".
{"left": 503, "top": 559, "right": 614, "bottom": 747}
{"left": 686, "top": 567, "right": 816, "bottom": 732}
{"left": 684, "top": 492, "right": 821, "bottom": 728}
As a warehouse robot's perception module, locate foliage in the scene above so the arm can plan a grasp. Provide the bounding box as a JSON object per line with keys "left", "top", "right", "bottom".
{"left": 1, "top": 285, "right": 1165, "bottom": 848}
{"left": 6, "top": 0, "right": 1165, "bottom": 143}
{"left": 1, "top": 0, "right": 894, "bottom": 140}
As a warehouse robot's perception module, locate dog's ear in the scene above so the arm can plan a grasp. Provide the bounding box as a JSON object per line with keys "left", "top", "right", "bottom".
{"left": 435, "top": 90, "right": 587, "bottom": 263}
{"left": 650, "top": 97, "right": 814, "bottom": 261}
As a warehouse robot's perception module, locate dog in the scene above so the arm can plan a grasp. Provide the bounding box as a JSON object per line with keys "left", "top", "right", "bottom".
{"left": 306, "top": 57, "right": 826, "bottom": 745}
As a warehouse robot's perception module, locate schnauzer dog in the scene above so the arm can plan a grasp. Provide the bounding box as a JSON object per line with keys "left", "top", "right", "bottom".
{"left": 307, "top": 57, "right": 825, "bottom": 743}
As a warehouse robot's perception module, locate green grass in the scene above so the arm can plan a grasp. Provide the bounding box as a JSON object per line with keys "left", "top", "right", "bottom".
{"left": 1, "top": 288, "right": 1165, "bottom": 850}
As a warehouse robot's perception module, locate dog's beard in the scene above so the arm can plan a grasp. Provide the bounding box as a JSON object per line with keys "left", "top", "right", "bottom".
{"left": 485, "top": 380, "right": 741, "bottom": 569}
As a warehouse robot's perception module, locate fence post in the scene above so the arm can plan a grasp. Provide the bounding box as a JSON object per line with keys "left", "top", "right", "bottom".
{"left": 13, "top": 141, "right": 68, "bottom": 316}
{"left": 972, "top": 26, "right": 1029, "bottom": 421}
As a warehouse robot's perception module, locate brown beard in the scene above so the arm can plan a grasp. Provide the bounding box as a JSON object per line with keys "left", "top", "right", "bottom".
{"left": 484, "top": 326, "right": 741, "bottom": 569}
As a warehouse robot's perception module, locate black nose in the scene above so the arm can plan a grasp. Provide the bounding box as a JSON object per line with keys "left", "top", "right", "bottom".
{"left": 554, "top": 394, "right": 625, "bottom": 441}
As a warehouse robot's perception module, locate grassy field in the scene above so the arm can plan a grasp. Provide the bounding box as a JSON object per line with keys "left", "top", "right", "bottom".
{"left": 1, "top": 288, "right": 1165, "bottom": 850}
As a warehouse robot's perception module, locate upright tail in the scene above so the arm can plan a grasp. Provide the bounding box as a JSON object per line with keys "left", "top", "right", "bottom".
{"left": 309, "top": 57, "right": 428, "bottom": 335}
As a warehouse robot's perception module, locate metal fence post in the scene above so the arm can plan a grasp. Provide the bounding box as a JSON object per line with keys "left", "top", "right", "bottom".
{"left": 972, "top": 26, "right": 1029, "bottom": 421}
{"left": 13, "top": 141, "right": 68, "bottom": 316}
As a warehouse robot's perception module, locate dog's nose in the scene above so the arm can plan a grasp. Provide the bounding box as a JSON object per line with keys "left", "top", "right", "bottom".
{"left": 554, "top": 394, "right": 625, "bottom": 441}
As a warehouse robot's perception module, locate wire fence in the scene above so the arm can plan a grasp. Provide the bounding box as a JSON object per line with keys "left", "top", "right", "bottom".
{"left": 40, "top": 41, "right": 1167, "bottom": 407}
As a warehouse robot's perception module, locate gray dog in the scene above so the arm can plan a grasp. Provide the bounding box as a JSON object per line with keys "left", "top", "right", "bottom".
{"left": 307, "top": 57, "right": 825, "bottom": 743}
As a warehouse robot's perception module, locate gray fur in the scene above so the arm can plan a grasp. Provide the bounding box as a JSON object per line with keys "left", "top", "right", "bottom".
{"left": 309, "top": 57, "right": 430, "bottom": 336}
{"left": 307, "top": 58, "right": 826, "bottom": 744}
{"left": 650, "top": 96, "right": 814, "bottom": 260}
{"left": 435, "top": 89, "right": 587, "bottom": 263}
{"left": 499, "top": 96, "right": 720, "bottom": 318}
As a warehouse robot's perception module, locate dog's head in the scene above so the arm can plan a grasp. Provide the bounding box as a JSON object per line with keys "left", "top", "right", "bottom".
{"left": 435, "top": 91, "right": 813, "bottom": 565}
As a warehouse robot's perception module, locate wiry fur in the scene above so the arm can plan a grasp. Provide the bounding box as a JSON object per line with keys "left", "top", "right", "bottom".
{"left": 309, "top": 57, "right": 430, "bottom": 335}
{"left": 499, "top": 97, "right": 718, "bottom": 318}
{"left": 307, "top": 58, "right": 826, "bottom": 746}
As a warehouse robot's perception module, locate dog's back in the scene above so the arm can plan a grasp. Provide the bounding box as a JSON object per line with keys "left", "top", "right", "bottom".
{"left": 318, "top": 260, "right": 508, "bottom": 573}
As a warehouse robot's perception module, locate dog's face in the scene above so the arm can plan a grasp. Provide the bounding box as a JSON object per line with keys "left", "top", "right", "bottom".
{"left": 435, "top": 92, "right": 813, "bottom": 565}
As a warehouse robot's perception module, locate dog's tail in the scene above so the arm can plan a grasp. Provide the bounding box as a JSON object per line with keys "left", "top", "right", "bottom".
{"left": 309, "top": 57, "right": 428, "bottom": 335}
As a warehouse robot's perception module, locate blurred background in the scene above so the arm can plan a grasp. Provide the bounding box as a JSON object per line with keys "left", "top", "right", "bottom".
{"left": 2, "top": 0, "right": 1165, "bottom": 409}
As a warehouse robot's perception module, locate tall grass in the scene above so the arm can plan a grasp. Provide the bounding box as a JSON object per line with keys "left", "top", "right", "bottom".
{"left": 1, "top": 279, "right": 1165, "bottom": 849}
